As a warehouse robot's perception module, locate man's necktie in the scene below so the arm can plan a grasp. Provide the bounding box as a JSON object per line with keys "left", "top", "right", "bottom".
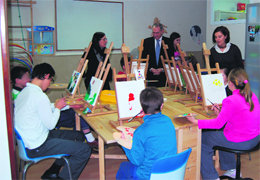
{"left": 156, "top": 39, "right": 160, "bottom": 65}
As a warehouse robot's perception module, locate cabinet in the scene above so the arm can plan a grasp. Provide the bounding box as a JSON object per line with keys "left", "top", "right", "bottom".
{"left": 245, "top": 3, "right": 260, "bottom": 98}
{"left": 212, "top": 0, "right": 250, "bottom": 24}
{"left": 27, "top": 26, "right": 55, "bottom": 55}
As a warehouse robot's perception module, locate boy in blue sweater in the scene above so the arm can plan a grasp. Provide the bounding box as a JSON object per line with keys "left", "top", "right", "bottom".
{"left": 116, "top": 87, "right": 177, "bottom": 179}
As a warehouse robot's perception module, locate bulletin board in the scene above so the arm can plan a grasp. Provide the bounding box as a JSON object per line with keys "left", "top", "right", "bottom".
{"left": 55, "top": 0, "right": 124, "bottom": 51}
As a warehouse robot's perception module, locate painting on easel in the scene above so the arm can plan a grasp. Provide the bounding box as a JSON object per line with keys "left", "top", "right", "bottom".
{"left": 131, "top": 61, "right": 146, "bottom": 74}
{"left": 67, "top": 70, "right": 81, "bottom": 95}
{"left": 201, "top": 73, "right": 226, "bottom": 105}
{"left": 84, "top": 76, "right": 103, "bottom": 106}
{"left": 116, "top": 80, "right": 145, "bottom": 119}
{"left": 165, "top": 64, "right": 183, "bottom": 86}
{"left": 134, "top": 68, "right": 145, "bottom": 80}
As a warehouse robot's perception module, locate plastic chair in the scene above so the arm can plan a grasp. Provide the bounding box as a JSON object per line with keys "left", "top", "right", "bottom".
{"left": 213, "top": 141, "right": 260, "bottom": 180}
{"left": 14, "top": 129, "right": 72, "bottom": 180}
{"left": 150, "top": 148, "right": 192, "bottom": 180}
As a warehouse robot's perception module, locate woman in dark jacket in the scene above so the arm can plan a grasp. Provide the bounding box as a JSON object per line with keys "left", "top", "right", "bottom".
{"left": 83, "top": 32, "right": 112, "bottom": 90}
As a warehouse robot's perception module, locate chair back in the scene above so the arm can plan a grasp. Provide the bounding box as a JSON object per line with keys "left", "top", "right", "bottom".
{"left": 15, "top": 129, "right": 31, "bottom": 161}
{"left": 150, "top": 148, "right": 192, "bottom": 180}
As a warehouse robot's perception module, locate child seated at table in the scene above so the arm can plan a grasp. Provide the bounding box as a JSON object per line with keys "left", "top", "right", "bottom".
{"left": 117, "top": 56, "right": 130, "bottom": 81}
{"left": 10, "top": 66, "right": 98, "bottom": 152}
{"left": 187, "top": 68, "right": 260, "bottom": 180}
{"left": 116, "top": 87, "right": 177, "bottom": 179}
{"left": 11, "top": 66, "right": 31, "bottom": 100}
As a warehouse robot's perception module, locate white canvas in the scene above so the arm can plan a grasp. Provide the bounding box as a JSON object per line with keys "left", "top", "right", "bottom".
{"left": 183, "top": 69, "right": 194, "bottom": 92}
{"left": 67, "top": 70, "right": 81, "bottom": 95}
{"left": 165, "top": 65, "right": 183, "bottom": 86}
{"left": 201, "top": 73, "right": 227, "bottom": 106}
{"left": 131, "top": 61, "right": 146, "bottom": 74}
{"left": 115, "top": 80, "right": 145, "bottom": 119}
{"left": 84, "top": 77, "right": 103, "bottom": 106}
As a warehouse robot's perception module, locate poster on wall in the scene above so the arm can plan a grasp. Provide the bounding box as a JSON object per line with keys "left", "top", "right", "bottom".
{"left": 115, "top": 80, "right": 145, "bottom": 119}
{"left": 190, "top": 25, "right": 202, "bottom": 46}
{"left": 84, "top": 77, "right": 103, "bottom": 106}
{"left": 201, "top": 73, "right": 226, "bottom": 106}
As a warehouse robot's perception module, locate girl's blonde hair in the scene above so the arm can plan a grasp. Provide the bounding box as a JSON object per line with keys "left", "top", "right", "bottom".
{"left": 228, "top": 68, "right": 254, "bottom": 111}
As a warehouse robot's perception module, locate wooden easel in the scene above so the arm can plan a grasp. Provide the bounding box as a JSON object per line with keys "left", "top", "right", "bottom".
{"left": 191, "top": 62, "right": 221, "bottom": 118}
{"left": 176, "top": 43, "right": 187, "bottom": 66}
{"left": 161, "top": 55, "right": 183, "bottom": 93}
{"left": 83, "top": 42, "right": 117, "bottom": 117}
{"left": 174, "top": 43, "right": 203, "bottom": 105}
{"left": 138, "top": 39, "right": 144, "bottom": 59}
{"left": 129, "top": 56, "right": 149, "bottom": 79}
{"left": 202, "top": 42, "right": 211, "bottom": 70}
{"left": 173, "top": 61, "right": 199, "bottom": 104}
{"left": 176, "top": 61, "right": 202, "bottom": 106}
{"left": 110, "top": 44, "right": 144, "bottom": 128}
{"left": 110, "top": 67, "right": 144, "bottom": 128}
{"left": 49, "top": 42, "right": 92, "bottom": 90}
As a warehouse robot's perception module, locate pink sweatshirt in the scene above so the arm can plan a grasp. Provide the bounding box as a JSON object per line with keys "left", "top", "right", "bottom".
{"left": 198, "top": 89, "right": 260, "bottom": 142}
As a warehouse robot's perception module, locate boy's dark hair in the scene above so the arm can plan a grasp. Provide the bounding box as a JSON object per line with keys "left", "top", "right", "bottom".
{"left": 140, "top": 87, "right": 164, "bottom": 114}
{"left": 10, "top": 66, "right": 30, "bottom": 86}
{"left": 31, "top": 63, "right": 55, "bottom": 80}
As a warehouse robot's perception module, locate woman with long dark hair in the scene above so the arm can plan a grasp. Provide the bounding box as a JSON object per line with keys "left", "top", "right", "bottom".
{"left": 83, "top": 32, "right": 112, "bottom": 90}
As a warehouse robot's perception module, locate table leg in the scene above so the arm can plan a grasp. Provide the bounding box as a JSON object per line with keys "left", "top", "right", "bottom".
{"left": 98, "top": 135, "right": 105, "bottom": 180}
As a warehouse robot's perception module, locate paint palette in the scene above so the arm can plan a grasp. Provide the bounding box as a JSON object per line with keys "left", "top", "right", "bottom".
{"left": 175, "top": 113, "right": 197, "bottom": 118}
{"left": 116, "top": 126, "right": 135, "bottom": 140}
{"left": 113, "top": 126, "right": 136, "bottom": 149}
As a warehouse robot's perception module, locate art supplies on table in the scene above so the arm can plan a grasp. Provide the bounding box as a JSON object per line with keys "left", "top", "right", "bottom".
{"left": 174, "top": 113, "right": 197, "bottom": 118}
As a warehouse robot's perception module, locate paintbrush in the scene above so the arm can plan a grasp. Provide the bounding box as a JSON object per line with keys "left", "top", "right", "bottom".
{"left": 128, "top": 111, "right": 143, "bottom": 122}
{"left": 207, "top": 98, "right": 221, "bottom": 111}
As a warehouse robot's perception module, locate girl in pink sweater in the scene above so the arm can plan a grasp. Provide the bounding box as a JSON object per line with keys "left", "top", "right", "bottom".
{"left": 187, "top": 68, "right": 260, "bottom": 180}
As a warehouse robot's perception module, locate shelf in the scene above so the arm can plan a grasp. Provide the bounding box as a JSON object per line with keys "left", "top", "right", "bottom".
{"left": 214, "top": 10, "right": 246, "bottom": 22}
{"left": 211, "top": 0, "right": 249, "bottom": 25}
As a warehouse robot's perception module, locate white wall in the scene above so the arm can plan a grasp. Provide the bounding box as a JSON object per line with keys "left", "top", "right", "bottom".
{"left": 9, "top": 0, "right": 207, "bottom": 55}
{"left": 0, "top": 41, "right": 12, "bottom": 180}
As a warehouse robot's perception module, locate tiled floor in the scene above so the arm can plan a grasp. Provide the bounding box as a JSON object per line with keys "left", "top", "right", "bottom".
{"left": 21, "top": 144, "right": 260, "bottom": 180}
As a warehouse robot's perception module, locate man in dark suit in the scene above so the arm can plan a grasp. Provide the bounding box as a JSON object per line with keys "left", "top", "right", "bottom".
{"left": 142, "top": 23, "right": 171, "bottom": 87}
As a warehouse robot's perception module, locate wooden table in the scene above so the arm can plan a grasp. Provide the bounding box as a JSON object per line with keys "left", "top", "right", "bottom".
{"left": 75, "top": 92, "right": 209, "bottom": 180}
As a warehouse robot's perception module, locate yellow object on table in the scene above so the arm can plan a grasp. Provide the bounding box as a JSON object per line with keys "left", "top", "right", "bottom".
{"left": 99, "top": 90, "right": 116, "bottom": 104}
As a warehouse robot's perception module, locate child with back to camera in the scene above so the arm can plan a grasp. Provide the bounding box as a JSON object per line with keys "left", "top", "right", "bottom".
{"left": 186, "top": 68, "right": 260, "bottom": 180}
{"left": 116, "top": 87, "right": 177, "bottom": 180}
